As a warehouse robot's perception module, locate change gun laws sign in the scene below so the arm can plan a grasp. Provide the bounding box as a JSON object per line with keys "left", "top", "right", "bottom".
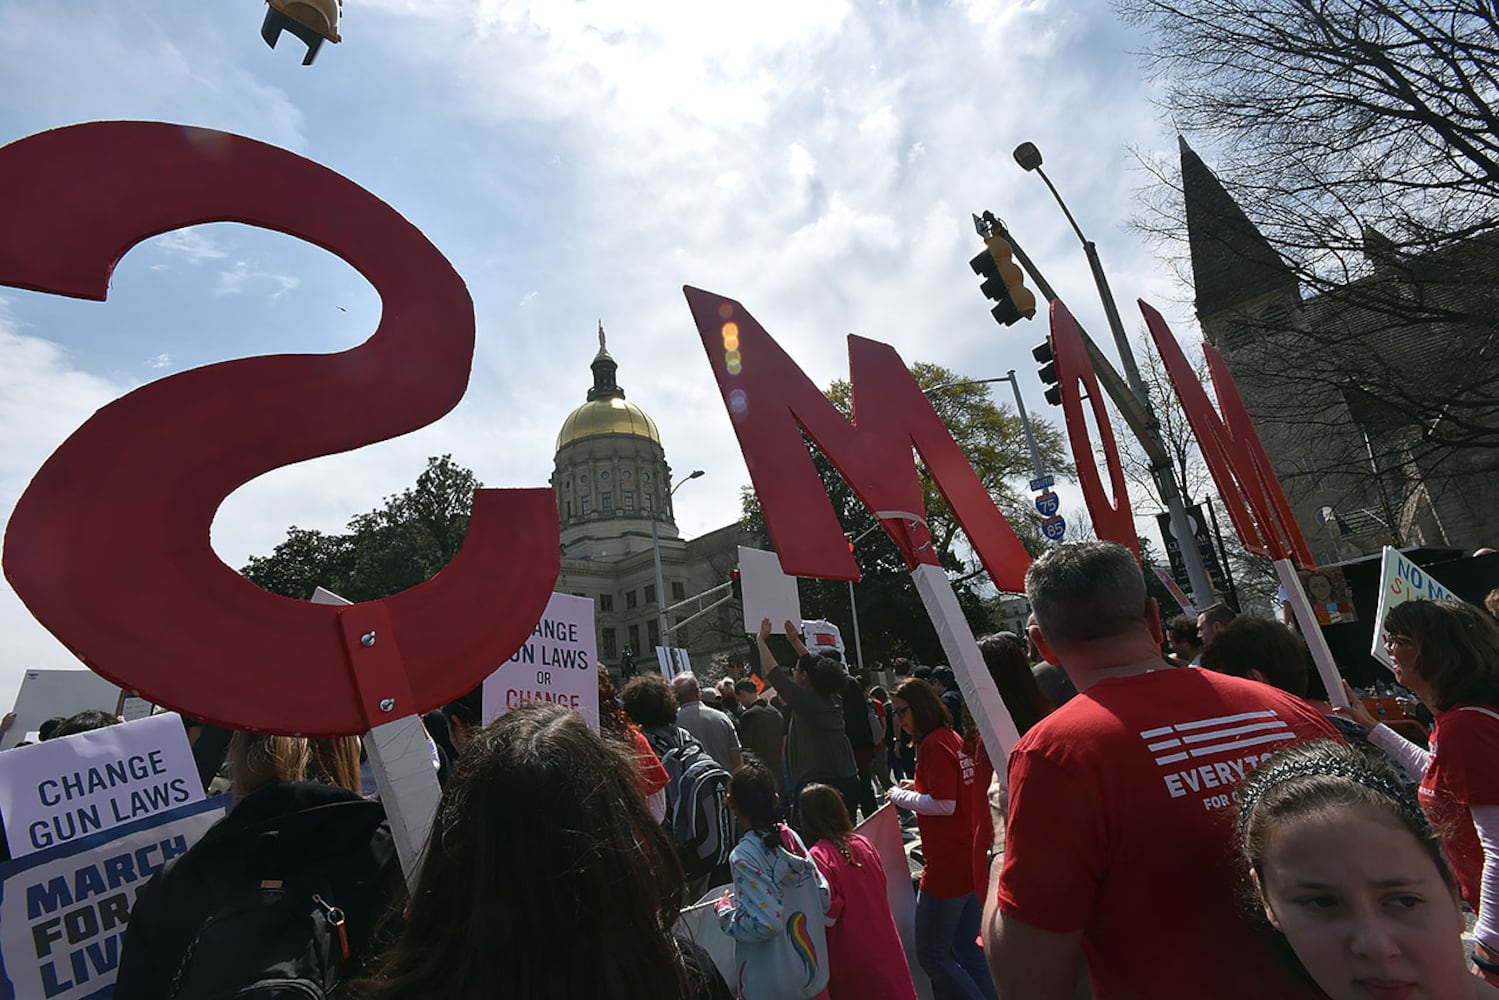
{"left": 0, "top": 713, "right": 204, "bottom": 860}
{"left": 483, "top": 592, "right": 599, "bottom": 732}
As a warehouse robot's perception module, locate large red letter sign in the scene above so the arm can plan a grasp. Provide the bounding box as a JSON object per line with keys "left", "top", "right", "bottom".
{"left": 683, "top": 287, "right": 1031, "bottom": 592}
{"left": 1142, "top": 300, "right": 1313, "bottom": 567}
{"left": 1050, "top": 300, "right": 1137, "bottom": 558}
{"left": 0, "top": 122, "right": 558, "bottom": 736}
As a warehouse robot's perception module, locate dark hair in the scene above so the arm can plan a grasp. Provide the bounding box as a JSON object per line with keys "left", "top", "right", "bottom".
{"left": 598, "top": 666, "right": 629, "bottom": 741}
{"left": 795, "top": 653, "right": 847, "bottom": 698}
{"left": 51, "top": 709, "right": 119, "bottom": 739}
{"left": 799, "top": 783, "right": 857, "bottom": 865}
{"left": 734, "top": 679, "right": 758, "bottom": 696}
{"left": 1198, "top": 602, "right": 1236, "bottom": 628}
{"left": 443, "top": 687, "right": 483, "bottom": 729}
{"left": 38, "top": 717, "right": 67, "bottom": 741}
{"left": 912, "top": 665, "right": 934, "bottom": 682}
{"left": 1200, "top": 618, "right": 1310, "bottom": 698}
{"left": 1238, "top": 740, "right": 1453, "bottom": 896}
{"left": 1025, "top": 541, "right": 1149, "bottom": 644}
{"left": 1166, "top": 616, "right": 1202, "bottom": 647}
{"left": 892, "top": 678, "right": 950, "bottom": 740}
{"left": 1384, "top": 599, "right": 1499, "bottom": 711}
{"left": 931, "top": 666, "right": 956, "bottom": 689}
{"left": 730, "top": 759, "right": 780, "bottom": 851}
{"left": 965, "top": 633, "right": 1052, "bottom": 743}
{"left": 355, "top": 703, "right": 690, "bottom": 999}
{"left": 621, "top": 674, "right": 679, "bottom": 729}
{"left": 891, "top": 658, "right": 912, "bottom": 677}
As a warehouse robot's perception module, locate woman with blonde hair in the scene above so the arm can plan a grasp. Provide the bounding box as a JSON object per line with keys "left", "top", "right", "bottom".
{"left": 114, "top": 732, "right": 399, "bottom": 999}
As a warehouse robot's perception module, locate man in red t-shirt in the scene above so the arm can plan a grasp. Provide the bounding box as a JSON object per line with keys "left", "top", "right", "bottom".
{"left": 982, "top": 542, "right": 1339, "bottom": 1000}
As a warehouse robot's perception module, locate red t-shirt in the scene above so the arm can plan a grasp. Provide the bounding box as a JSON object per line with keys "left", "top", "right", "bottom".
{"left": 1420, "top": 704, "right": 1499, "bottom": 909}
{"left": 913, "top": 726, "right": 976, "bottom": 898}
{"left": 995, "top": 668, "right": 1338, "bottom": 1000}
{"left": 970, "top": 736, "right": 996, "bottom": 899}
{"left": 628, "top": 726, "right": 670, "bottom": 798}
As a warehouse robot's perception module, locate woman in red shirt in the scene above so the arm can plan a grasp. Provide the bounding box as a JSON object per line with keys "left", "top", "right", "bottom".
{"left": 886, "top": 679, "right": 996, "bottom": 1000}
{"left": 599, "top": 666, "right": 670, "bottom": 818}
{"left": 1344, "top": 599, "right": 1499, "bottom": 987}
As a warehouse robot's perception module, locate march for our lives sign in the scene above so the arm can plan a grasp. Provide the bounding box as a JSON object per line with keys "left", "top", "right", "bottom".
{"left": 0, "top": 714, "right": 203, "bottom": 859}
{"left": 0, "top": 796, "right": 226, "bottom": 1000}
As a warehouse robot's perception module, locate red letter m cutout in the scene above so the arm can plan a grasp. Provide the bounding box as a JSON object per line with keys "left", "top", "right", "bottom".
{"left": 683, "top": 287, "right": 1031, "bottom": 592}
{"left": 1142, "top": 301, "right": 1313, "bottom": 567}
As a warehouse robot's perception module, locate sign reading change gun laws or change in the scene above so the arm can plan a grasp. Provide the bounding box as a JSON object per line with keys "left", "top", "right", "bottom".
{"left": 0, "top": 713, "right": 204, "bottom": 859}
{"left": 483, "top": 592, "right": 599, "bottom": 732}
{"left": 0, "top": 796, "right": 226, "bottom": 1000}
{"left": 1370, "top": 546, "right": 1459, "bottom": 670}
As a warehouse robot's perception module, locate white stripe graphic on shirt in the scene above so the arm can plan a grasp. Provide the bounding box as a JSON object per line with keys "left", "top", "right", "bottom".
{"left": 1142, "top": 711, "right": 1296, "bottom": 767}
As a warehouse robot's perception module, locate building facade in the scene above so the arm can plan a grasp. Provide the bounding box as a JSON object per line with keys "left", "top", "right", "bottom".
{"left": 1180, "top": 138, "right": 1499, "bottom": 563}
{"left": 551, "top": 326, "right": 751, "bottom": 679}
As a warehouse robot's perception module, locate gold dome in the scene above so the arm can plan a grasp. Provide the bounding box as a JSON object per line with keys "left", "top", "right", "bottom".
{"left": 556, "top": 397, "right": 661, "bottom": 450}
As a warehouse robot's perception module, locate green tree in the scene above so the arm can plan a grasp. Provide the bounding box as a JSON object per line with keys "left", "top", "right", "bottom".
{"left": 242, "top": 455, "right": 482, "bottom": 601}
{"left": 741, "top": 362, "right": 1068, "bottom": 667}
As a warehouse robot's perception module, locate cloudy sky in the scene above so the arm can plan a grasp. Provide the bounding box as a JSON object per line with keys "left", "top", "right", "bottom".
{"left": 0, "top": 0, "right": 1210, "bottom": 712}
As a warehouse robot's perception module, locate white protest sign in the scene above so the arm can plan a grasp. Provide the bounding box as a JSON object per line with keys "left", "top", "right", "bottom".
{"left": 0, "top": 713, "right": 205, "bottom": 860}
{"left": 0, "top": 796, "right": 226, "bottom": 1000}
{"left": 1370, "top": 547, "right": 1460, "bottom": 670}
{"left": 738, "top": 546, "right": 802, "bottom": 635}
{"left": 483, "top": 593, "right": 599, "bottom": 732}
{"left": 1150, "top": 565, "right": 1197, "bottom": 617}
{"left": 656, "top": 646, "right": 692, "bottom": 681}
{"left": 1273, "top": 559, "right": 1350, "bottom": 708}
{"left": 4, "top": 671, "right": 121, "bottom": 752}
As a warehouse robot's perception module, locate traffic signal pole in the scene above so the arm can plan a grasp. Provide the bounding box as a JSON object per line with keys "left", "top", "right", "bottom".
{"left": 989, "top": 216, "right": 1218, "bottom": 609}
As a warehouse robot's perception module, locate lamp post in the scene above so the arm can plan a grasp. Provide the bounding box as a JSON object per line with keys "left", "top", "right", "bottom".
{"left": 1014, "top": 141, "right": 1217, "bottom": 607}
{"left": 652, "top": 469, "right": 705, "bottom": 653}
{"left": 844, "top": 523, "right": 882, "bottom": 673}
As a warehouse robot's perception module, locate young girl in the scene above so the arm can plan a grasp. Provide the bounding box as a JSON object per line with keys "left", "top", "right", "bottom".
{"left": 717, "top": 760, "right": 833, "bottom": 1000}
{"left": 799, "top": 783, "right": 918, "bottom": 1000}
{"left": 886, "top": 679, "right": 995, "bottom": 1000}
{"left": 1238, "top": 739, "right": 1499, "bottom": 1000}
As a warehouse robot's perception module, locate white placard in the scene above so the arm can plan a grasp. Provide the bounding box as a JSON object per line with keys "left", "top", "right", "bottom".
{"left": 0, "top": 713, "right": 205, "bottom": 859}
{"left": 4, "top": 670, "right": 122, "bottom": 752}
{"left": 483, "top": 593, "right": 599, "bottom": 732}
{"left": 737, "top": 546, "right": 802, "bottom": 635}
{"left": 0, "top": 796, "right": 227, "bottom": 1000}
{"left": 1369, "top": 547, "right": 1459, "bottom": 670}
{"left": 656, "top": 646, "right": 692, "bottom": 680}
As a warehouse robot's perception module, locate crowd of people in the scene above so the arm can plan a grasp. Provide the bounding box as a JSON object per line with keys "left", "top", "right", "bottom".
{"left": 7, "top": 541, "right": 1499, "bottom": 999}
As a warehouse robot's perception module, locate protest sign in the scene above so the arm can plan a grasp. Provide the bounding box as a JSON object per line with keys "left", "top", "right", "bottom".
{"left": 0, "top": 796, "right": 226, "bottom": 1000}
{"left": 737, "top": 546, "right": 801, "bottom": 635}
{"left": 0, "top": 714, "right": 204, "bottom": 860}
{"left": 1150, "top": 565, "right": 1196, "bottom": 617}
{"left": 1370, "top": 547, "right": 1459, "bottom": 670}
{"left": 656, "top": 647, "right": 692, "bottom": 681}
{"left": 4, "top": 672, "right": 121, "bottom": 752}
{"left": 483, "top": 593, "right": 599, "bottom": 731}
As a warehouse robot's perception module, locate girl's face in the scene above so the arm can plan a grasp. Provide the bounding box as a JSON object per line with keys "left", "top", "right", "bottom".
{"left": 891, "top": 698, "right": 914, "bottom": 736}
{"left": 1309, "top": 574, "right": 1334, "bottom": 601}
{"left": 1256, "top": 806, "right": 1468, "bottom": 1000}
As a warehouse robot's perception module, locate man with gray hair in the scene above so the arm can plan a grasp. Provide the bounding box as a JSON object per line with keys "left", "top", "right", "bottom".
{"left": 983, "top": 542, "right": 1336, "bottom": 999}
{"left": 672, "top": 672, "right": 742, "bottom": 773}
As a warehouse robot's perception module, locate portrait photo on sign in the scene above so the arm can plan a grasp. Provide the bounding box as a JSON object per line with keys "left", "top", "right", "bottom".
{"left": 1296, "top": 566, "right": 1357, "bottom": 625}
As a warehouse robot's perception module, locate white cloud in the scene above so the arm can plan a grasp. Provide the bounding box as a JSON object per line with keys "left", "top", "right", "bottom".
{"left": 215, "top": 262, "right": 302, "bottom": 299}
{"left": 144, "top": 353, "right": 172, "bottom": 369}
{"left": 152, "top": 228, "right": 230, "bottom": 265}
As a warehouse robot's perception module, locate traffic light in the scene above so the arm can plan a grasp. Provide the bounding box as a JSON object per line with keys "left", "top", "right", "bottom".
{"left": 263, "top": 0, "right": 342, "bottom": 65}
{"left": 1033, "top": 339, "right": 1062, "bottom": 406}
{"left": 970, "top": 233, "right": 1038, "bottom": 327}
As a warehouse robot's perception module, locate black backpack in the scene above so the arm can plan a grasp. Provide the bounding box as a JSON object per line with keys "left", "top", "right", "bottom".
{"left": 141, "top": 788, "right": 399, "bottom": 1000}
{"left": 649, "top": 727, "right": 734, "bottom": 880}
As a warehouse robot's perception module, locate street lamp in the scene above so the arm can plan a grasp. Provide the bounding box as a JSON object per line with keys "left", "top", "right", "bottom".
{"left": 652, "top": 469, "right": 705, "bottom": 655}
{"left": 843, "top": 523, "right": 882, "bottom": 673}
{"left": 1014, "top": 141, "right": 1218, "bottom": 606}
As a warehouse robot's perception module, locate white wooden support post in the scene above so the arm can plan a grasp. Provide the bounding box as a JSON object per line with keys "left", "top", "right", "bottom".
{"left": 1272, "top": 559, "right": 1350, "bottom": 709}
{"left": 910, "top": 563, "right": 1022, "bottom": 759}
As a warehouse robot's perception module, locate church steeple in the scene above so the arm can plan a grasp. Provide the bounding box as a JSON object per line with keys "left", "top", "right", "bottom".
{"left": 1179, "top": 136, "right": 1298, "bottom": 318}
{"left": 587, "top": 320, "right": 626, "bottom": 402}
